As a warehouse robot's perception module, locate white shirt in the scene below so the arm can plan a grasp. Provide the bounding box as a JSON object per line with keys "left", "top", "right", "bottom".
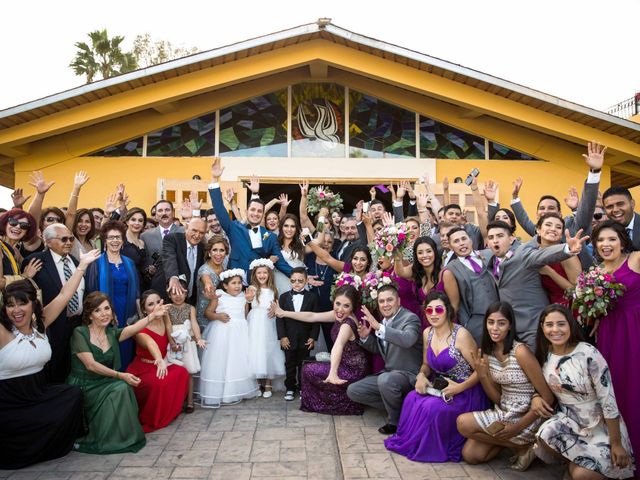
{"left": 50, "top": 250, "right": 84, "bottom": 314}
{"left": 291, "top": 290, "right": 304, "bottom": 312}
{"left": 374, "top": 309, "right": 401, "bottom": 346}
{"left": 459, "top": 252, "right": 484, "bottom": 273}
{"left": 626, "top": 215, "right": 635, "bottom": 240}
{"left": 248, "top": 225, "right": 263, "bottom": 249}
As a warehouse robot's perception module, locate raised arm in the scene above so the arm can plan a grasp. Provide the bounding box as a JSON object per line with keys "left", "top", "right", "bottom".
{"left": 120, "top": 302, "right": 170, "bottom": 341}
{"left": 298, "top": 181, "right": 316, "bottom": 233}
{"left": 573, "top": 141, "right": 605, "bottom": 234}
{"left": 509, "top": 178, "right": 536, "bottom": 236}
{"left": 393, "top": 250, "right": 412, "bottom": 279}
{"left": 307, "top": 235, "right": 345, "bottom": 272}
{"left": 42, "top": 250, "right": 100, "bottom": 327}
{"left": 65, "top": 171, "right": 90, "bottom": 231}
{"left": 275, "top": 306, "right": 334, "bottom": 323}
{"left": 208, "top": 158, "right": 231, "bottom": 234}
{"left": 470, "top": 177, "right": 488, "bottom": 238}
{"left": 442, "top": 177, "right": 450, "bottom": 207}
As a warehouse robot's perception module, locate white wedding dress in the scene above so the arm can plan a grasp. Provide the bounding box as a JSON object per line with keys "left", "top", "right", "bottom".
{"left": 274, "top": 249, "right": 306, "bottom": 294}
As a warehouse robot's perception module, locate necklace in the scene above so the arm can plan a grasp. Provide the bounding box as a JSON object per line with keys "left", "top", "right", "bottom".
{"left": 314, "top": 261, "right": 330, "bottom": 280}
{"left": 12, "top": 327, "right": 42, "bottom": 348}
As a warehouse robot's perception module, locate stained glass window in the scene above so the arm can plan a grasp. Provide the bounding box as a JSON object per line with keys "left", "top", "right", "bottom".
{"left": 291, "top": 83, "right": 345, "bottom": 157}
{"left": 489, "top": 141, "right": 535, "bottom": 160}
{"left": 420, "top": 116, "right": 485, "bottom": 159}
{"left": 349, "top": 92, "right": 416, "bottom": 158}
{"left": 219, "top": 91, "right": 287, "bottom": 157}
{"left": 146, "top": 113, "right": 215, "bottom": 157}
{"left": 89, "top": 137, "right": 143, "bottom": 157}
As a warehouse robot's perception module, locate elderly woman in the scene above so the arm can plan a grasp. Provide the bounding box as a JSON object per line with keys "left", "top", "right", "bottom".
{"left": 67, "top": 291, "right": 169, "bottom": 453}
{"left": 86, "top": 220, "right": 140, "bottom": 370}
{"left": 0, "top": 209, "right": 42, "bottom": 287}
{"left": 0, "top": 250, "right": 100, "bottom": 469}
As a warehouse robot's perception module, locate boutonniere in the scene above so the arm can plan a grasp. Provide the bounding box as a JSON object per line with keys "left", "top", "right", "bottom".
{"left": 262, "top": 232, "right": 269, "bottom": 241}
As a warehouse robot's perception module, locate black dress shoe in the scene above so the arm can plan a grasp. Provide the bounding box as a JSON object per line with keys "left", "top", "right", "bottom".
{"left": 378, "top": 423, "right": 397, "bottom": 434}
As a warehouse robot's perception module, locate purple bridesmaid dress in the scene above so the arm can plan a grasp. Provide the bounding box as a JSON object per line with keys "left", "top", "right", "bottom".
{"left": 385, "top": 324, "right": 489, "bottom": 462}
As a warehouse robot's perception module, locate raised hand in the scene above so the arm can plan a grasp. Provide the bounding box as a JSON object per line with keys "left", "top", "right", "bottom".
{"left": 360, "top": 306, "right": 380, "bottom": 330}
{"left": 278, "top": 193, "right": 291, "bottom": 207}
{"left": 11, "top": 188, "right": 30, "bottom": 209}
{"left": 381, "top": 211, "right": 395, "bottom": 227}
{"left": 180, "top": 198, "right": 193, "bottom": 219}
{"left": 484, "top": 180, "right": 498, "bottom": 203}
{"left": 299, "top": 180, "right": 309, "bottom": 196}
{"left": 74, "top": 171, "right": 90, "bottom": 189}
{"left": 247, "top": 175, "right": 260, "bottom": 194}
{"left": 29, "top": 171, "right": 55, "bottom": 195}
{"left": 564, "top": 187, "right": 579, "bottom": 211}
{"left": 104, "top": 193, "right": 118, "bottom": 215}
{"left": 470, "top": 348, "right": 490, "bottom": 379}
{"left": 565, "top": 228, "right": 589, "bottom": 254}
{"left": 189, "top": 190, "right": 202, "bottom": 211}
{"left": 369, "top": 186, "right": 376, "bottom": 200}
{"left": 356, "top": 319, "right": 372, "bottom": 340}
{"left": 149, "top": 301, "right": 170, "bottom": 321}
{"left": 395, "top": 182, "right": 406, "bottom": 200}
{"left": 224, "top": 188, "right": 236, "bottom": 204}
{"left": 211, "top": 157, "right": 224, "bottom": 179}
{"left": 416, "top": 192, "right": 429, "bottom": 210}
{"left": 79, "top": 249, "right": 101, "bottom": 268}
{"left": 583, "top": 141, "right": 606, "bottom": 171}
{"left": 512, "top": 177, "right": 523, "bottom": 199}
{"left": 442, "top": 176, "right": 449, "bottom": 190}
{"left": 403, "top": 180, "right": 416, "bottom": 200}
{"left": 22, "top": 258, "right": 43, "bottom": 278}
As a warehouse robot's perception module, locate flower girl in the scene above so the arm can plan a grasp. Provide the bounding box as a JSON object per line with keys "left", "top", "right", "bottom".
{"left": 247, "top": 259, "right": 285, "bottom": 398}
{"left": 199, "top": 269, "right": 260, "bottom": 407}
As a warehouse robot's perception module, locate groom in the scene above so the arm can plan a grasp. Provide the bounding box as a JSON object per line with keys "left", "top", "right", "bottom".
{"left": 347, "top": 284, "right": 422, "bottom": 434}
{"left": 208, "top": 158, "right": 292, "bottom": 277}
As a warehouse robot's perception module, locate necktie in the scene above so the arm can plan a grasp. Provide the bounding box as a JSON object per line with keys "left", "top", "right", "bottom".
{"left": 187, "top": 246, "right": 196, "bottom": 296}
{"left": 493, "top": 258, "right": 501, "bottom": 280}
{"left": 337, "top": 240, "right": 350, "bottom": 259}
{"left": 62, "top": 257, "right": 80, "bottom": 314}
{"left": 162, "top": 228, "right": 170, "bottom": 237}
{"left": 466, "top": 256, "right": 483, "bottom": 274}
{"left": 247, "top": 224, "right": 259, "bottom": 233}
{"left": 627, "top": 227, "right": 633, "bottom": 241}
{"left": 291, "top": 291, "right": 304, "bottom": 296}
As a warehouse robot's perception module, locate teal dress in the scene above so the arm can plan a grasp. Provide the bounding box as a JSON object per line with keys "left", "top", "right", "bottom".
{"left": 67, "top": 326, "right": 146, "bottom": 454}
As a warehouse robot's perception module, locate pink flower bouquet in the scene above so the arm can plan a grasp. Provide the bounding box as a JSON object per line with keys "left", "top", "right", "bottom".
{"left": 566, "top": 265, "right": 625, "bottom": 328}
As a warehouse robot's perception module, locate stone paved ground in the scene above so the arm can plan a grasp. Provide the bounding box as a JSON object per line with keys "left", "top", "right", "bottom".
{"left": 0, "top": 393, "right": 565, "bottom": 479}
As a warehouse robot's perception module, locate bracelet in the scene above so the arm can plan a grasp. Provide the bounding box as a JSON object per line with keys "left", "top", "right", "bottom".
{"left": 417, "top": 208, "right": 427, "bottom": 213}
{"left": 471, "top": 188, "right": 479, "bottom": 192}
{"left": 71, "top": 194, "right": 78, "bottom": 198}
{"left": 531, "top": 393, "right": 540, "bottom": 398}
{"left": 115, "top": 371, "right": 119, "bottom": 379}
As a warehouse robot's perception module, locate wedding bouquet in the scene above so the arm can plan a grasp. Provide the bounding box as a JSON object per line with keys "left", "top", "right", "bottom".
{"left": 361, "top": 271, "right": 395, "bottom": 309}
{"left": 330, "top": 271, "right": 363, "bottom": 300}
{"left": 307, "top": 186, "right": 343, "bottom": 215}
{"left": 566, "top": 265, "right": 625, "bottom": 327}
{"left": 370, "top": 223, "right": 410, "bottom": 259}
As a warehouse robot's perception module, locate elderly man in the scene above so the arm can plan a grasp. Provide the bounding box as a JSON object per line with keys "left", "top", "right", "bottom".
{"left": 23, "top": 223, "right": 85, "bottom": 382}
{"left": 151, "top": 217, "right": 207, "bottom": 305}
{"left": 347, "top": 285, "right": 422, "bottom": 434}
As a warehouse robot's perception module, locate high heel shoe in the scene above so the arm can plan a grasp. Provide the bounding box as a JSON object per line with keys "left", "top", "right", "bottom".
{"left": 510, "top": 444, "right": 536, "bottom": 471}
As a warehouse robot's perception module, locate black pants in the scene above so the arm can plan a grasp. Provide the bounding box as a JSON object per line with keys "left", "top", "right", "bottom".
{"left": 284, "top": 348, "right": 310, "bottom": 392}
{"left": 321, "top": 322, "right": 334, "bottom": 352}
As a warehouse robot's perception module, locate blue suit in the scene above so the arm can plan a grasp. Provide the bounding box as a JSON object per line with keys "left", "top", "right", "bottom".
{"left": 209, "top": 186, "right": 292, "bottom": 276}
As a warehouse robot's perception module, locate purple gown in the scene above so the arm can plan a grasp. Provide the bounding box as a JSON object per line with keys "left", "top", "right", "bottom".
{"left": 300, "top": 318, "right": 370, "bottom": 415}
{"left": 385, "top": 324, "right": 489, "bottom": 462}
{"left": 597, "top": 259, "right": 640, "bottom": 465}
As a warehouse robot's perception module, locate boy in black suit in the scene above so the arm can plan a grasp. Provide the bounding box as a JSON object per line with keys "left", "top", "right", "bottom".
{"left": 277, "top": 267, "right": 318, "bottom": 401}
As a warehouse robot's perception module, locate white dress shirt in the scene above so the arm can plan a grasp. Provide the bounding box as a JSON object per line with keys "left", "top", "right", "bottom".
{"left": 291, "top": 290, "right": 304, "bottom": 312}
{"left": 248, "top": 226, "right": 263, "bottom": 249}
{"left": 50, "top": 250, "right": 85, "bottom": 314}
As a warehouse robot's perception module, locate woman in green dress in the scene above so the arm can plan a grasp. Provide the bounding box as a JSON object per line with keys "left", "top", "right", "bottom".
{"left": 67, "top": 291, "right": 169, "bottom": 454}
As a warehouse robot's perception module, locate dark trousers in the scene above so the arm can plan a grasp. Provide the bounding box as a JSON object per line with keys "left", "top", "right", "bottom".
{"left": 46, "top": 314, "right": 82, "bottom": 383}
{"left": 321, "top": 323, "right": 334, "bottom": 352}
{"left": 284, "top": 348, "right": 310, "bottom": 391}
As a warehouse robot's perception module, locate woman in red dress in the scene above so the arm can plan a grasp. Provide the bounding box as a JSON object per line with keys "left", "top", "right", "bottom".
{"left": 127, "top": 290, "right": 189, "bottom": 432}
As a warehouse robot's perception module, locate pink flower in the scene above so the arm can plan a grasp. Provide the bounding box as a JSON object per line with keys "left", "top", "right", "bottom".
{"left": 385, "top": 244, "right": 394, "bottom": 252}
{"left": 594, "top": 287, "right": 604, "bottom": 297}
{"left": 603, "top": 274, "right": 612, "bottom": 282}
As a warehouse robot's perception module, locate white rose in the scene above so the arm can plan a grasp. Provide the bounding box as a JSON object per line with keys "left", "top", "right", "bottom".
{"left": 371, "top": 290, "right": 378, "bottom": 299}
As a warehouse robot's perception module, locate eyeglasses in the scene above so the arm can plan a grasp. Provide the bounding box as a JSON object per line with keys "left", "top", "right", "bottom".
{"left": 106, "top": 235, "right": 122, "bottom": 241}
{"left": 424, "top": 305, "right": 446, "bottom": 315}
{"left": 44, "top": 216, "right": 62, "bottom": 223}
{"left": 7, "top": 217, "right": 30, "bottom": 230}
{"left": 290, "top": 278, "right": 306, "bottom": 284}
{"left": 55, "top": 236, "right": 75, "bottom": 243}
{"left": 593, "top": 213, "right": 604, "bottom": 220}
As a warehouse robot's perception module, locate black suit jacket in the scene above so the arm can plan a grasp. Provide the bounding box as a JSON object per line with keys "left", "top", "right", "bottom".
{"left": 23, "top": 250, "right": 82, "bottom": 382}
{"left": 151, "top": 232, "right": 205, "bottom": 305}
{"left": 277, "top": 290, "right": 319, "bottom": 348}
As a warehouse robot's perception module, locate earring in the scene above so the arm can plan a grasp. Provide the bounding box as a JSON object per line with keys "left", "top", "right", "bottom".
{"left": 31, "top": 313, "right": 37, "bottom": 327}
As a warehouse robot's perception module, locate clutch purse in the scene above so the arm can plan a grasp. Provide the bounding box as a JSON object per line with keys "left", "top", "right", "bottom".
{"left": 315, "top": 352, "right": 331, "bottom": 362}
{"left": 419, "top": 375, "right": 452, "bottom": 403}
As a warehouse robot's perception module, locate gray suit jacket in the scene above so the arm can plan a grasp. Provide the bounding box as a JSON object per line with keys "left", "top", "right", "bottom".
{"left": 628, "top": 212, "right": 640, "bottom": 252}
{"left": 141, "top": 224, "right": 184, "bottom": 265}
{"left": 360, "top": 307, "right": 423, "bottom": 376}
{"left": 488, "top": 243, "right": 572, "bottom": 349}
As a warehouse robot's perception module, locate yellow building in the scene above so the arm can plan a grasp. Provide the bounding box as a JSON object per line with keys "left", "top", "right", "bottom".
{"left": 1, "top": 19, "right": 640, "bottom": 226}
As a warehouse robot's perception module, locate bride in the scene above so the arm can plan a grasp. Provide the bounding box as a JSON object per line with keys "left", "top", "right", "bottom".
{"left": 273, "top": 214, "right": 306, "bottom": 294}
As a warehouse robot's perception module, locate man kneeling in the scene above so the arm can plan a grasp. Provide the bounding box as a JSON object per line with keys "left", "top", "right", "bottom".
{"left": 347, "top": 285, "right": 422, "bottom": 434}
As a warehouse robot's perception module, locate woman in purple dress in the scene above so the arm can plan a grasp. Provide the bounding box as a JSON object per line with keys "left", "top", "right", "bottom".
{"left": 275, "top": 285, "right": 369, "bottom": 415}
{"left": 385, "top": 291, "right": 489, "bottom": 462}
{"left": 591, "top": 220, "right": 640, "bottom": 466}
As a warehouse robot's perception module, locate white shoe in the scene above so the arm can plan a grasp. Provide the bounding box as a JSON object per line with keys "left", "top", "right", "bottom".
{"left": 262, "top": 390, "right": 273, "bottom": 399}
{"left": 284, "top": 390, "right": 295, "bottom": 401}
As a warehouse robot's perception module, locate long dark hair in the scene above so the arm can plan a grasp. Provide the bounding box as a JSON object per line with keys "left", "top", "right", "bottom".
{"left": 347, "top": 246, "right": 372, "bottom": 272}
{"left": 412, "top": 237, "right": 440, "bottom": 302}
{"left": 0, "top": 280, "right": 44, "bottom": 333}
{"left": 278, "top": 213, "right": 305, "bottom": 261}
{"left": 493, "top": 208, "right": 516, "bottom": 234}
{"left": 141, "top": 289, "right": 163, "bottom": 313}
{"left": 535, "top": 304, "right": 584, "bottom": 365}
{"left": 333, "top": 284, "right": 361, "bottom": 314}
{"left": 73, "top": 208, "right": 96, "bottom": 240}
{"left": 480, "top": 301, "right": 517, "bottom": 356}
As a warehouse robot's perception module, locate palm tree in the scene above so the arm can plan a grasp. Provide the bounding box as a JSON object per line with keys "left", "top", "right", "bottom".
{"left": 69, "top": 29, "right": 138, "bottom": 83}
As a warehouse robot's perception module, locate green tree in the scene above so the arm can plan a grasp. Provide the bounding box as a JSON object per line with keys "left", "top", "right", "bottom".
{"left": 132, "top": 33, "right": 199, "bottom": 68}
{"left": 69, "top": 29, "right": 138, "bottom": 83}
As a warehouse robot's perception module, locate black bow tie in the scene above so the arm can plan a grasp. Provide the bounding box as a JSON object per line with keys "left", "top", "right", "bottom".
{"left": 291, "top": 291, "right": 305, "bottom": 296}
{"left": 247, "top": 225, "right": 259, "bottom": 233}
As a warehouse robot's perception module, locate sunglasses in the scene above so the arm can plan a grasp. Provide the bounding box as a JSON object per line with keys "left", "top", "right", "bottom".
{"left": 424, "top": 305, "right": 446, "bottom": 315}
{"left": 593, "top": 213, "right": 604, "bottom": 220}
{"left": 7, "top": 217, "right": 30, "bottom": 230}
{"left": 56, "top": 236, "right": 75, "bottom": 243}
{"left": 44, "top": 216, "right": 62, "bottom": 223}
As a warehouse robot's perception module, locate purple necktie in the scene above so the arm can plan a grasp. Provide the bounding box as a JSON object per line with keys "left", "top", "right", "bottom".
{"left": 466, "top": 256, "right": 482, "bottom": 274}
{"left": 493, "top": 258, "right": 501, "bottom": 279}
{"left": 162, "top": 228, "right": 170, "bottom": 237}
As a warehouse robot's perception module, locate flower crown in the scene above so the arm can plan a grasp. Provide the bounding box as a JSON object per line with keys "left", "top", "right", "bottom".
{"left": 249, "top": 258, "right": 274, "bottom": 271}
{"left": 219, "top": 268, "right": 245, "bottom": 282}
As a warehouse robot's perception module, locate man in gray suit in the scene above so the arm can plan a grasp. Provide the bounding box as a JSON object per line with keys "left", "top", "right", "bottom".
{"left": 347, "top": 285, "right": 422, "bottom": 434}
{"left": 602, "top": 186, "right": 640, "bottom": 252}
{"left": 484, "top": 221, "right": 587, "bottom": 349}
{"left": 141, "top": 200, "right": 185, "bottom": 278}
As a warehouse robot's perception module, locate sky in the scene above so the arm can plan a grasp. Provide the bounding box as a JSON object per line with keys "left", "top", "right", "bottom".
{"left": 1, "top": 0, "right": 639, "bottom": 205}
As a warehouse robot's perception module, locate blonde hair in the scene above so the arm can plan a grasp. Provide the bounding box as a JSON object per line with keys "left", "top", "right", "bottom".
{"left": 249, "top": 266, "right": 278, "bottom": 305}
